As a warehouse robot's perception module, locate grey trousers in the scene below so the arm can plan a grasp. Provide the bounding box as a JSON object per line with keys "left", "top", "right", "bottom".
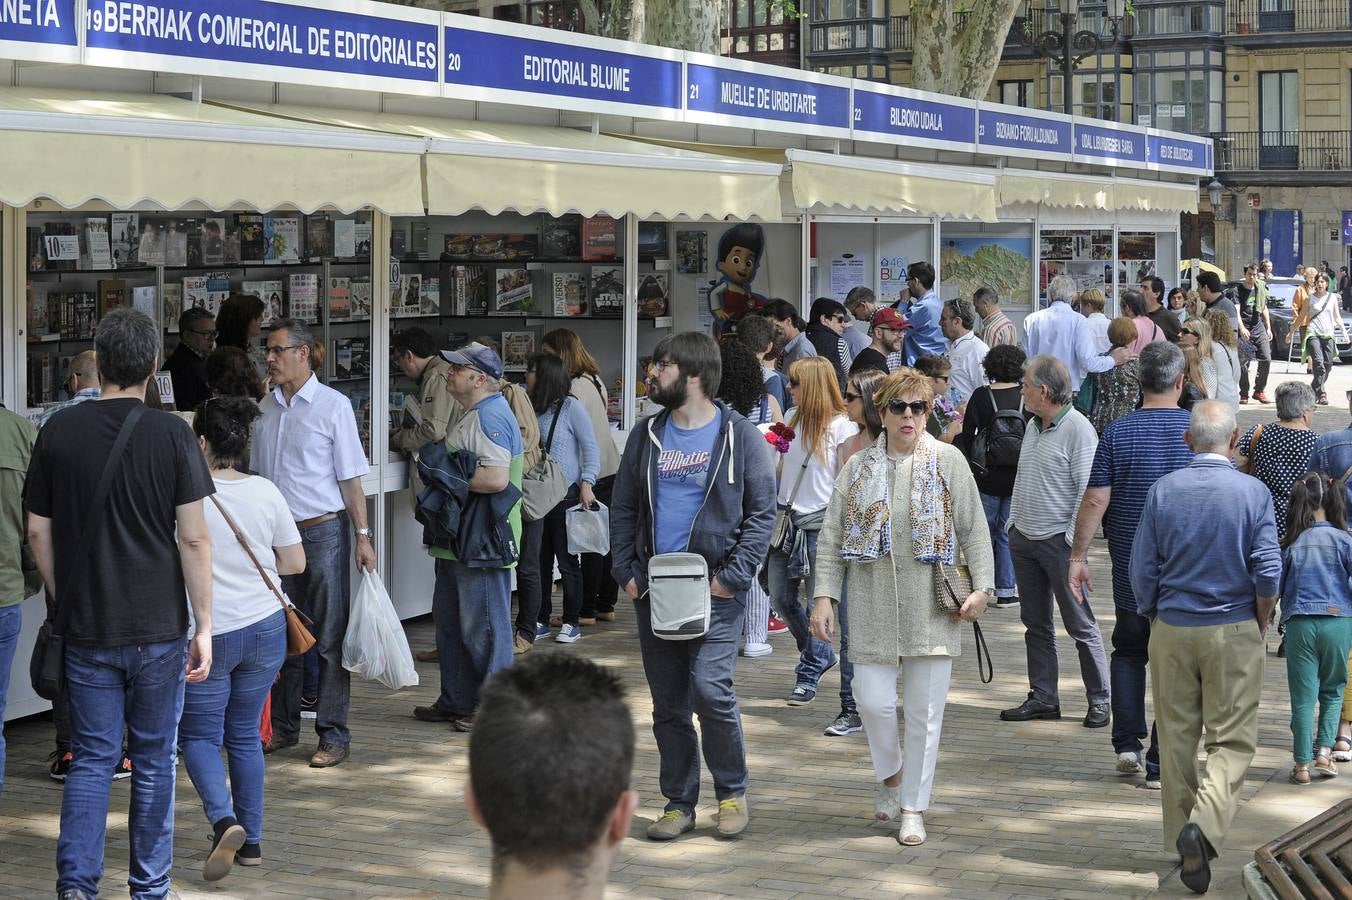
{"left": 1009, "top": 527, "right": 1111, "bottom": 707}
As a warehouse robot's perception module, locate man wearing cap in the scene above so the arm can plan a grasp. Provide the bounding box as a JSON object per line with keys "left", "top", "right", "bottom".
{"left": 412, "top": 342, "right": 523, "bottom": 733}
{"left": 850, "top": 308, "right": 907, "bottom": 376}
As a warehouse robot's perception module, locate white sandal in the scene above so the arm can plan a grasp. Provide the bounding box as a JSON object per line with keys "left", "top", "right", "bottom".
{"left": 874, "top": 783, "right": 904, "bottom": 821}
{"left": 897, "top": 811, "right": 926, "bottom": 846}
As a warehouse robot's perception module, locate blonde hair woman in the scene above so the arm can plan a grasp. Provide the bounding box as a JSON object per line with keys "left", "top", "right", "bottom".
{"left": 1203, "top": 310, "right": 1241, "bottom": 411}
{"left": 1179, "top": 317, "right": 1220, "bottom": 398}
{"left": 1179, "top": 346, "right": 1207, "bottom": 410}
{"left": 771, "top": 357, "right": 858, "bottom": 707}
{"left": 811, "top": 369, "right": 993, "bottom": 846}
{"left": 1078, "top": 288, "right": 1111, "bottom": 354}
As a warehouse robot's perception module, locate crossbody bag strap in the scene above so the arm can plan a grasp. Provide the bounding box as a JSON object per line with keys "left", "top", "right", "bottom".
{"left": 542, "top": 399, "right": 564, "bottom": 455}
{"left": 777, "top": 449, "right": 811, "bottom": 506}
{"left": 53, "top": 403, "right": 146, "bottom": 636}
{"left": 207, "top": 493, "right": 291, "bottom": 612}
{"left": 1339, "top": 463, "right": 1352, "bottom": 485}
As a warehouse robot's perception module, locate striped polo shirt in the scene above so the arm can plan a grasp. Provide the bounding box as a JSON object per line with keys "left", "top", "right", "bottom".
{"left": 1008, "top": 404, "right": 1098, "bottom": 544}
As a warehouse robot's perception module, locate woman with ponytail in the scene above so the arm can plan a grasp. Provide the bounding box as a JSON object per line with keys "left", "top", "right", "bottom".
{"left": 1279, "top": 472, "right": 1352, "bottom": 785}
{"left": 178, "top": 396, "right": 306, "bottom": 881}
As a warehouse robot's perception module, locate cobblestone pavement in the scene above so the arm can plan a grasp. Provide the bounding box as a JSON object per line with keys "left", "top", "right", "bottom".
{"left": 2, "top": 363, "right": 1349, "bottom": 900}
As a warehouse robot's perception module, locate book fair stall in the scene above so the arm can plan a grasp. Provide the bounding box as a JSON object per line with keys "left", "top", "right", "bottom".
{"left": 0, "top": 0, "right": 1211, "bottom": 722}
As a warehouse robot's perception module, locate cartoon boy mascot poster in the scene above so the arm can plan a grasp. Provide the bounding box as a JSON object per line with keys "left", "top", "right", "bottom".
{"left": 709, "top": 223, "right": 766, "bottom": 338}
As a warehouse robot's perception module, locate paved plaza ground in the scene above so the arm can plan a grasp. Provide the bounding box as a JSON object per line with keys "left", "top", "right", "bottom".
{"left": 2, "top": 363, "right": 1350, "bottom": 899}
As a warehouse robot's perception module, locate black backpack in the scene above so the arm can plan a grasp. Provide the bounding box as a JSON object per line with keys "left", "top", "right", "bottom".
{"left": 969, "top": 387, "right": 1026, "bottom": 479}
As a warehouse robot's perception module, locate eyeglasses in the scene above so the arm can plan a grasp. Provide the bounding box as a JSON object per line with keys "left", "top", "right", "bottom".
{"left": 186, "top": 328, "right": 217, "bottom": 339}
{"left": 264, "top": 344, "right": 303, "bottom": 357}
{"left": 1180, "top": 328, "right": 1199, "bottom": 337}
{"left": 651, "top": 360, "right": 678, "bottom": 372}
{"left": 887, "top": 399, "right": 929, "bottom": 416}
{"left": 832, "top": 315, "right": 849, "bottom": 324}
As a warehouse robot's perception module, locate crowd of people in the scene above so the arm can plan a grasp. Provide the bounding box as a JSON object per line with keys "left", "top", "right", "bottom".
{"left": 1, "top": 252, "right": 1351, "bottom": 898}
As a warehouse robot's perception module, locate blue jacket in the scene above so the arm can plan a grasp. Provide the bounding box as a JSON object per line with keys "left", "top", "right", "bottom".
{"left": 1280, "top": 522, "right": 1352, "bottom": 623}
{"left": 1130, "top": 455, "right": 1282, "bottom": 627}
{"left": 610, "top": 401, "right": 776, "bottom": 598}
{"left": 1312, "top": 424, "right": 1352, "bottom": 507}
{"left": 415, "top": 441, "right": 520, "bottom": 569}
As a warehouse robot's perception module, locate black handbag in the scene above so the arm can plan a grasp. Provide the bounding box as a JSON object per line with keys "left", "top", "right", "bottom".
{"left": 30, "top": 404, "right": 144, "bottom": 700}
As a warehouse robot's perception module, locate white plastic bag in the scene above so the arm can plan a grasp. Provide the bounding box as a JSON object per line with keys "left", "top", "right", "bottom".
{"left": 566, "top": 502, "right": 610, "bottom": 555}
{"left": 343, "top": 570, "right": 419, "bottom": 691}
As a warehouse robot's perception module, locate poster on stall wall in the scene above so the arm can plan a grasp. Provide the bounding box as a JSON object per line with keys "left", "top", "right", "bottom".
{"left": 334, "top": 219, "right": 357, "bottom": 259}
{"left": 86, "top": 219, "right": 113, "bottom": 270}
{"left": 202, "top": 218, "right": 228, "bottom": 266}
{"left": 244, "top": 281, "right": 285, "bottom": 326}
{"left": 676, "top": 230, "right": 707, "bottom": 274}
{"left": 829, "top": 253, "right": 868, "bottom": 302}
{"left": 501, "top": 332, "right": 536, "bottom": 372}
{"left": 879, "top": 256, "right": 909, "bottom": 305}
{"left": 164, "top": 221, "right": 188, "bottom": 267}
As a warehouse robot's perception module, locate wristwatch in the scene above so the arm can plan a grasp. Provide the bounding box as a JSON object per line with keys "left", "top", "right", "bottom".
{"left": 354, "top": 527, "right": 373, "bottom": 538}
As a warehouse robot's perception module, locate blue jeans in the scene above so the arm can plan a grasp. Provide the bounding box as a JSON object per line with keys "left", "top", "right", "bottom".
{"left": 433, "top": 557, "right": 514, "bottom": 716}
{"left": 1111, "top": 607, "right": 1160, "bottom": 777}
{"left": 272, "top": 516, "right": 351, "bottom": 748}
{"left": 981, "top": 493, "right": 1016, "bottom": 598}
{"left": 180, "top": 610, "right": 287, "bottom": 843}
{"left": 838, "top": 587, "right": 855, "bottom": 713}
{"left": 58, "top": 637, "right": 187, "bottom": 900}
{"left": 0, "top": 603, "right": 20, "bottom": 798}
{"left": 767, "top": 536, "right": 836, "bottom": 687}
{"left": 635, "top": 593, "right": 748, "bottom": 811}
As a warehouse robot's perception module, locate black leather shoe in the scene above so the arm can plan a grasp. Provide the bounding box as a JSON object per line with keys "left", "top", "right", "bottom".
{"left": 1177, "top": 823, "right": 1215, "bottom": 894}
{"left": 1000, "top": 697, "right": 1061, "bottom": 721}
{"left": 413, "top": 704, "right": 456, "bottom": 722}
{"left": 1083, "top": 702, "right": 1111, "bottom": 728}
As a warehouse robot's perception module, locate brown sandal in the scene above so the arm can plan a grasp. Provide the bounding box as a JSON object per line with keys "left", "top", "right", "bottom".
{"left": 1290, "top": 764, "right": 1311, "bottom": 785}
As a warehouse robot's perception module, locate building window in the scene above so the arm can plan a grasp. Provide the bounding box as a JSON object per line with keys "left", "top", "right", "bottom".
{"left": 1259, "top": 70, "right": 1299, "bottom": 167}
{"left": 1000, "top": 80, "right": 1034, "bottom": 108}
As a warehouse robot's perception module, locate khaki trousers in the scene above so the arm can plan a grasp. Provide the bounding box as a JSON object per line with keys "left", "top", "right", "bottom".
{"left": 1149, "top": 620, "right": 1264, "bottom": 851}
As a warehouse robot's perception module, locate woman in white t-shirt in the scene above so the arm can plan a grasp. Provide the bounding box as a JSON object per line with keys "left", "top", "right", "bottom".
{"left": 769, "top": 357, "right": 859, "bottom": 706}
{"left": 178, "top": 396, "right": 305, "bottom": 884}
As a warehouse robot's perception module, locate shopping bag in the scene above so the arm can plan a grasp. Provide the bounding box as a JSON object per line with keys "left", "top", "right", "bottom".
{"left": 342, "top": 570, "right": 420, "bottom": 691}
{"left": 566, "top": 502, "right": 610, "bottom": 555}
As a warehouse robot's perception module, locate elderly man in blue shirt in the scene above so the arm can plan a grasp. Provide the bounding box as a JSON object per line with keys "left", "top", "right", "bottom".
{"left": 1129, "top": 400, "right": 1281, "bottom": 895}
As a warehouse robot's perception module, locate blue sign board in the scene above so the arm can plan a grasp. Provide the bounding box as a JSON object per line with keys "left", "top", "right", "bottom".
{"left": 84, "top": 0, "right": 439, "bottom": 91}
{"left": 0, "top": 0, "right": 77, "bottom": 59}
{"left": 977, "top": 107, "right": 1072, "bottom": 159}
{"left": 685, "top": 61, "right": 851, "bottom": 136}
{"left": 1146, "top": 132, "right": 1209, "bottom": 173}
{"left": 1342, "top": 211, "right": 1352, "bottom": 245}
{"left": 853, "top": 86, "right": 976, "bottom": 150}
{"left": 443, "top": 23, "right": 682, "bottom": 115}
{"left": 1074, "top": 121, "right": 1147, "bottom": 165}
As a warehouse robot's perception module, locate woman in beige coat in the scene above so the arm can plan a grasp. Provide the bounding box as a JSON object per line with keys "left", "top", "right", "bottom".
{"left": 812, "top": 368, "right": 994, "bottom": 847}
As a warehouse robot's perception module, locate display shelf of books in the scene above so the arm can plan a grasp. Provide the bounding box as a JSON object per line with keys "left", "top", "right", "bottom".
{"left": 25, "top": 211, "right": 378, "bottom": 458}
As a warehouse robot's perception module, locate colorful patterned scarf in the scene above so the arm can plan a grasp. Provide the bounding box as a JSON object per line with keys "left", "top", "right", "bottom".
{"left": 840, "top": 436, "right": 891, "bottom": 561}
{"left": 910, "top": 433, "right": 955, "bottom": 565}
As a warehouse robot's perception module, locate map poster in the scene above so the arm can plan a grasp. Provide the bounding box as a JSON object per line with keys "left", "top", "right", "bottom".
{"left": 939, "top": 235, "right": 1033, "bottom": 305}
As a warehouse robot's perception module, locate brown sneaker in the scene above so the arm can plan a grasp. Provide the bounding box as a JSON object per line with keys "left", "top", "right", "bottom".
{"left": 513, "top": 634, "right": 532, "bottom": 655}
{"left": 309, "top": 744, "right": 349, "bottom": 768}
{"left": 578, "top": 617, "right": 597, "bottom": 626}
{"left": 595, "top": 611, "right": 617, "bottom": 622}
{"left": 715, "top": 796, "right": 749, "bottom": 838}
{"left": 414, "top": 648, "right": 438, "bottom": 662}
{"left": 646, "top": 808, "right": 695, "bottom": 841}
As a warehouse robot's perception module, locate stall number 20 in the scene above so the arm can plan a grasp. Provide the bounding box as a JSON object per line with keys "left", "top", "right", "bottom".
{"left": 447, "top": 51, "right": 463, "bottom": 72}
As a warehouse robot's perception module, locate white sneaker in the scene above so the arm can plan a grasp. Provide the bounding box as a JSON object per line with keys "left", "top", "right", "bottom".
{"left": 555, "top": 624, "right": 582, "bottom": 643}
{"left": 1116, "top": 751, "right": 1144, "bottom": 775}
{"left": 741, "top": 642, "right": 772, "bottom": 658}
{"left": 874, "top": 783, "right": 904, "bottom": 822}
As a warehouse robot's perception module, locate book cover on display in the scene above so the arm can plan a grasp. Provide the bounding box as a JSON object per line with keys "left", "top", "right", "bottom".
{"left": 444, "top": 234, "right": 539, "bottom": 261}
{"left": 333, "top": 219, "right": 356, "bottom": 258}
{"left": 349, "top": 276, "right": 372, "bottom": 318}
{"left": 541, "top": 214, "right": 581, "bottom": 258}
{"left": 501, "top": 331, "right": 535, "bottom": 372}
{"left": 390, "top": 227, "right": 407, "bottom": 260}
{"left": 97, "top": 279, "right": 127, "bottom": 318}
{"left": 581, "top": 216, "right": 618, "bottom": 261}
{"left": 136, "top": 220, "right": 166, "bottom": 266}
{"left": 637, "top": 273, "right": 669, "bottom": 318}
{"left": 410, "top": 221, "right": 430, "bottom": 258}
{"left": 111, "top": 213, "right": 139, "bottom": 267}
{"left": 637, "top": 221, "right": 669, "bottom": 259}
{"left": 85, "top": 218, "right": 113, "bottom": 270}
{"left": 448, "top": 266, "right": 489, "bottom": 316}
{"left": 396, "top": 275, "right": 422, "bottom": 318}
{"left": 494, "top": 268, "right": 533, "bottom": 315}
{"left": 306, "top": 214, "right": 332, "bottom": 260}
{"left": 62, "top": 293, "right": 97, "bottom": 339}
{"left": 238, "top": 215, "right": 265, "bottom": 261}
{"left": 44, "top": 291, "right": 62, "bottom": 338}
{"left": 182, "top": 275, "right": 209, "bottom": 314}
{"left": 202, "top": 218, "right": 227, "bottom": 265}
{"left": 676, "top": 230, "right": 707, "bottom": 274}
{"left": 27, "top": 227, "right": 45, "bottom": 271}
{"left": 162, "top": 283, "right": 182, "bottom": 332}
{"left": 242, "top": 280, "right": 285, "bottom": 325}
{"left": 328, "top": 277, "right": 352, "bottom": 321}
{"left": 182, "top": 219, "right": 204, "bottom": 267}
{"left": 265, "top": 216, "right": 301, "bottom": 263}
{"left": 333, "top": 337, "right": 370, "bottom": 379}
{"left": 551, "top": 271, "right": 587, "bottom": 316}
{"left": 288, "top": 274, "right": 320, "bottom": 322}
{"left": 164, "top": 221, "right": 188, "bottom": 267}
{"left": 420, "top": 276, "right": 441, "bottom": 315}
{"left": 354, "top": 223, "right": 372, "bottom": 258}
{"left": 590, "top": 266, "right": 624, "bottom": 317}
{"left": 27, "top": 283, "right": 53, "bottom": 339}
{"left": 131, "top": 285, "right": 157, "bottom": 321}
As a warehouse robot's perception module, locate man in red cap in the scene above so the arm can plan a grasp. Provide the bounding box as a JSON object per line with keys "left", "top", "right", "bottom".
{"left": 850, "top": 308, "right": 909, "bottom": 376}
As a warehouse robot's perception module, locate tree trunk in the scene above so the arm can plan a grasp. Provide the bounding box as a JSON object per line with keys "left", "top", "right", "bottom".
{"left": 910, "top": 0, "right": 1022, "bottom": 100}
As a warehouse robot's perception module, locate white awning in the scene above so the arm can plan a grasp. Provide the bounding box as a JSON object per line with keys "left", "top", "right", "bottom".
{"left": 998, "top": 170, "right": 1198, "bottom": 214}
{"left": 0, "top": 88, "right": 425, "bottom": 214}
{"left": 785, "top": 150, "right": 999, "bottom": 222}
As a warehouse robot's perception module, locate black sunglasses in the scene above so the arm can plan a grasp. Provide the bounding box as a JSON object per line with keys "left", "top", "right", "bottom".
{"left": 887, "top": 399, "right": 929, "bottom": 416}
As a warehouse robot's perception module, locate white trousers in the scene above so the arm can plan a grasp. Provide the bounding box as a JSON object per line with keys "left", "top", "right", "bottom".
{"left": 853, "top": 657, "right": 953, "bottom": 812}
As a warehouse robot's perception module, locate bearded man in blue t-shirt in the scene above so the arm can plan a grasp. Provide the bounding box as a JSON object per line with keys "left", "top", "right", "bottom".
{"left": 611, "top": 331, "right": 776, "bottom": 842}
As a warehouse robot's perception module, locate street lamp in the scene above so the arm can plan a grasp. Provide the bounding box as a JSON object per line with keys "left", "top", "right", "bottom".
{"left": 1018, "top": 0, "right": 1127, "bottom": 116}
{"left": 1206, "top": 178, "right": 1225, "bottom": 215}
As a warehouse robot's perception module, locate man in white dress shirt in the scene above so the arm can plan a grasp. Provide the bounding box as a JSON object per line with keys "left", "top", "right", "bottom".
{"left": 1025, "top": 274, "right": 1132, "bottom": 391}
{"left": 940, "top": 298, "right": 990, "bottom": 404}
{"left": 252, "top": 318, "right": 374, "bottom": 768}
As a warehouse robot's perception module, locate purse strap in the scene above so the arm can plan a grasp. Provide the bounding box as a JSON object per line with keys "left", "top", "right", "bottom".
{"left": 971, "top": 622, "right": 993, "bottom": 684}
{"left": 779, "top": 453, "right": 811, "bottom": 507}
{"left": 53, "top": 403, "right": 146, "bottom": 636}
{"left": 542, "top": 398, "right": 564, "bottom": 455}
{"left": 207, "top": 491, "right": 292, "bottom": 613}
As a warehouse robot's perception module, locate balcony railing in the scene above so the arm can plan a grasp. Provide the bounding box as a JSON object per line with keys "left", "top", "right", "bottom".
{"left": 1210, "top": 130, "right": 1352, "bottom": 171}
{"left": 888, "top": 10, "right": 1101, "bottom": 54}
{"left": 1226, "top": 0, "right": 1352, "bottom": 33}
